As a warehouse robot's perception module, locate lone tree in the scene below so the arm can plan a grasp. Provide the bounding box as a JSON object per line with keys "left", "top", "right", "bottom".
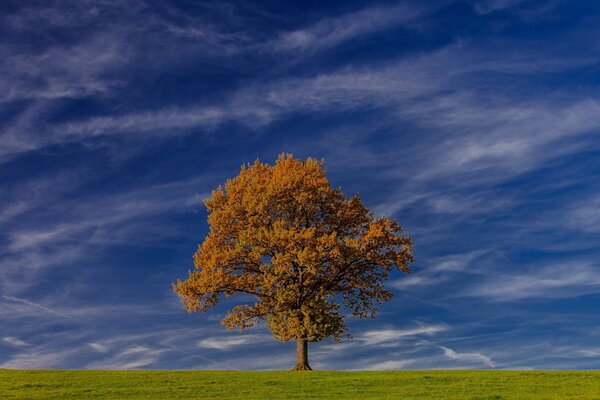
{"left": 174, "top": 154, "right": 413, "bottom": 370}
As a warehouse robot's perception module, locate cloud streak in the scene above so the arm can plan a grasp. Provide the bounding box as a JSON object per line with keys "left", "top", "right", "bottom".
{"left": 267, "top": 2, "right": 436, "bottom": 54}
{"left": 198, "top": 334, "right": 271, "bottom": 350}
{"left": 1, "top": 295, "right": 75, "bottom": 319}
{"left": 464, "top": 262, "right": 600, "bottom": 301}
{"left": 360, "top": 324, "right": 448, "bottom": 346}
{"left": 2, "top": 336, "right": 29, "bottom": 347}
{"left": 440, "top": 346, "right": 495, "bottom": 367}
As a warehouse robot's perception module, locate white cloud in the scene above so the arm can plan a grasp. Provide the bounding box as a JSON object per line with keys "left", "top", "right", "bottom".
{"left": 2, "top": 336, "right": 28, "bottom": 347}
{"left": 121, "top": 346, "right": 151, "bottom": 356}
{"left": 363, "top": 359, "right": 415, "bottom": 371}
{"left": 86, "top": 345, "right": 167, "bottom": 370}
{"left": 392, "top": 274, "right": 431, "bottom": 289}
{"left": 465, "top": 262, "right": 600, "bottom": 301}
{"left": 0, "top": 342, "right": 89, "bottom": 369}
{"left": 88, "top": 343, "right": 109, "bottom": 353}
{"left": 0, "top": 36, "right": 126, "bottom": 103}
{"left": 268, "top": 2, "right": 433, "bottom": 53}
{"left": 579, "top": 349, "right": 600, "bottom": 357}
{"left": 440, "top": 346, "right": 495, "bottom": 367}
{"left": 431, "top": 250, "right": 490, "bottom": 273}
{"left": 393, "top": 250, "right": 490, "bottom": 289}
{"left": 198, "top": 334, "right": 270, "bottom": 350}
{"left": 360, "top": 324, "right": 448, "bottom": 346}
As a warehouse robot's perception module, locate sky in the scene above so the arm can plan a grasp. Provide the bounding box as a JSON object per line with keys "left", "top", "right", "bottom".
{"left": 0, "top": 0, "right": 599, "bottom": 371}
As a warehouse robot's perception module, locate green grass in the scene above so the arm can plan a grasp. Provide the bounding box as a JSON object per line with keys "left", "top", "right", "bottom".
{"left": 1, "top": 370, "right": 599, "bottom": 399}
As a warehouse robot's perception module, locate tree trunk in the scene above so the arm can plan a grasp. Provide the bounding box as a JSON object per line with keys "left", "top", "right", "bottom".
{"left": 291, "top": 338, "right": 312, "bottom": 370}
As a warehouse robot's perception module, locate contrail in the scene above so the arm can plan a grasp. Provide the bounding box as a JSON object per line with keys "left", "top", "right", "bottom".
{"left": 2, "top": 295, "right": 76, "bottom": 320}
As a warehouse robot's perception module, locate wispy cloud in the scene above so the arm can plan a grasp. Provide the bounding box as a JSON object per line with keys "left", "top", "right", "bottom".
{"left": 579, "top": 348, "right": 600, "bottom": 357}
{"left": 2, "top": 336, "right": 28, "bottom": 347}
{"left": 0, "top": 36, "right": 126, "bottom": 103}
{"left": 267, "top": 2, "right": 436, "bottom": 54}
{"left": 464, "top": 262, "right": 600, "bottom": 301}
{"left": 440, "top": 346, "right": 495, "bottom": 367}
{"left": 86, "top": 345, "right": 167, "bottom": 370}
{"left": 0, "top": 348, "right": 82, "bottom": 369}
{"left": 360, "top": 324, "right": 448, "bottom": 346}
{"left": 363, "top": 359, "right": 416, "bottom": 371}
{"left": 471, "top": 0, "right": 528, "bottom": 14}
{"left": 121, "top": 346, "right": 152, "bottom": 356}
{"left": 88, "top": 343, "right": 109, "bottom": 353}
{"left": 198, "top": 334, "right": 271, "bottom": 350}
{"left": 566, "top": 197, "right": 600, "bottom": 233}
{"left": 1, "top": 295, "right": 75, "bottom": 319}
{"left": 393, "top": 250, "right": 491, "bottom": 289}
{"left": 470, "top": 0, "right": 561, "bottom": 18}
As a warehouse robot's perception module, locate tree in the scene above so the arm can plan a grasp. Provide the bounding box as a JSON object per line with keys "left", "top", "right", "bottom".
{"left": 173, "top": 154, "right": 413, "bottom": 370}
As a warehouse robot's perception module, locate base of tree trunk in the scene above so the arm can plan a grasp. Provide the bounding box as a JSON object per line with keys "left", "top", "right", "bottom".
{"left": 290, "top": 363, "right": 312, "bottom": 371}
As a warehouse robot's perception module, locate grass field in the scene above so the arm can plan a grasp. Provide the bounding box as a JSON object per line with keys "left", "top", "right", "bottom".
{"left": 1, "top": 370, "right": 599, "bottom": 399}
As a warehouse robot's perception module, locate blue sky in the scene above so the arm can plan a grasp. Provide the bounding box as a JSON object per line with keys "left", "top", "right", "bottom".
{"left": 1, "top": 0, "right": 599, "bottom": 370}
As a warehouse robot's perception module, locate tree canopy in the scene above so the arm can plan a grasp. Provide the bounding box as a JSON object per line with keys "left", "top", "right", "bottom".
{"left": 174, "top": 154, "right": 413, "bottom": 369}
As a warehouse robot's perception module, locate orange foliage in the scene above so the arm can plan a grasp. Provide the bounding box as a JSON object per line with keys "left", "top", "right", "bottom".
{"left": 173, "top": 154, "right": 413, "bottom": 343}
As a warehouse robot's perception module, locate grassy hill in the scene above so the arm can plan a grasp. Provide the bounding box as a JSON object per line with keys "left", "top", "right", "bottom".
{"left": 1, "top": 370, "right": 599, "bottom": 399}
